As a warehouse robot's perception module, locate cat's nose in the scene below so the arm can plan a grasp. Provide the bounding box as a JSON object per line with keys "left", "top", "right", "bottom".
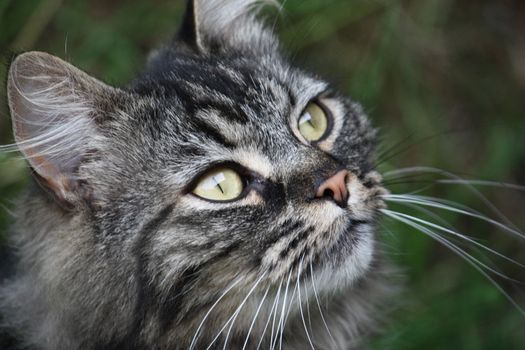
{"left": 315, "top": 170, "right": 350, "bottom": 207}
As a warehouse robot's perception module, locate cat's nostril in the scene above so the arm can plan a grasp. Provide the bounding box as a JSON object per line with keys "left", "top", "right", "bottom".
{"left": 323, "top": 188, "right": 335, "bottom": 199}
{"left": 315, "top": 170, "right": 350, "bottom": 207}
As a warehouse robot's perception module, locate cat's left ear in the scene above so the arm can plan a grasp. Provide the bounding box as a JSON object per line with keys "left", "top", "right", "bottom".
{"left": 7, "top": 51, "right": 121, "bottom": 209}
{"left": 178, "top": 0, "right": 279, "bottom": 54}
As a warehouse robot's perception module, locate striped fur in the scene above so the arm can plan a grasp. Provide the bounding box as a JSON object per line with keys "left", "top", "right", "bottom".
{"left": 0, "top": 1, "right": 394, "bottom": 349}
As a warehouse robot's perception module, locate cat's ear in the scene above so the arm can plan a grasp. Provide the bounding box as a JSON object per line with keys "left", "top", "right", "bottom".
{"left": 7, "top": 51, "right": 119, "bottom": 208}
{"left": 178, "top": 0, "right": 279, "bottom": 54}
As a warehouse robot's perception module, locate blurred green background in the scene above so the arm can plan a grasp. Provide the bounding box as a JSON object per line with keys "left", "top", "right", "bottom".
{"left": 1, "top": 0, "right": 524, "bottom": 348}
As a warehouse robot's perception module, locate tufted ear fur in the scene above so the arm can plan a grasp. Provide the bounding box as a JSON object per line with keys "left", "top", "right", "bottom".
{"left": 6, "top": 51, "right": 120, "bottom": 209}
{"left": 178, "top": 0, "right": 280, "bottom": 54}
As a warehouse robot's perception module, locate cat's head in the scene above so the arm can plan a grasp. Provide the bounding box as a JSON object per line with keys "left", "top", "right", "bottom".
{"left": 6, "top": 0, "right": 388, "bottom": 347}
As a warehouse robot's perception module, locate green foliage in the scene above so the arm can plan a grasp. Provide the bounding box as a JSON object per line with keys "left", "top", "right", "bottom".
{"left": 1, "top": 0, "right": 524, "bottom": 348}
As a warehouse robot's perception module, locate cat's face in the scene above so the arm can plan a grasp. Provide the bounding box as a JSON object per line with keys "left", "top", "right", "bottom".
{"left": 88, "top": 41, "right": 386, "bottom": 333}
{"left": 5, "top": 0, "right": 388, "bottom": 347}
{"left": 125, "top": 50, "right": 384, "bottom": 288}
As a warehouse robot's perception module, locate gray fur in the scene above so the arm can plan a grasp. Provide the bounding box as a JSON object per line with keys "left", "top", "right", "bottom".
{"left": 0, "top": 1, "right": 396, "bottom": 349}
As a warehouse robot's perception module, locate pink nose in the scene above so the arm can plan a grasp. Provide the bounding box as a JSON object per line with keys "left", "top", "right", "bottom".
{"left": 315, "top": 170, "right": 350, "bottom": 206}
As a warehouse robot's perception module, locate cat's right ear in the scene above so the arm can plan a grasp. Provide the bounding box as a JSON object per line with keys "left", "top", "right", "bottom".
{"left": 7, "top": 51, "right": 121, "bottom": 209}
{"left": 178, "top": 0, "right": 201, "bottom": 51}
{"left": 177, "top": 0, "right": 279, "bottom": 54}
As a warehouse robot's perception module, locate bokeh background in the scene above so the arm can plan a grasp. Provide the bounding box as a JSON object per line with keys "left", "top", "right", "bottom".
{"left": 1, "top": 0, "right": 525, "bottom": 348}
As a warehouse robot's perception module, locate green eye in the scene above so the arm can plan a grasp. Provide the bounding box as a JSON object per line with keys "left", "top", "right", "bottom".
{"left": 192, "top": 167, "right": 244, "bottom": 201}
{"left": 298, "top": 102, "right": 329, "bottom": 142}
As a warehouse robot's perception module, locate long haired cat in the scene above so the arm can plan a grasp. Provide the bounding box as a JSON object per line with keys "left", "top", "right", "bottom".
{"left": 0, "top": 0, "right": 521, "bottom": 349}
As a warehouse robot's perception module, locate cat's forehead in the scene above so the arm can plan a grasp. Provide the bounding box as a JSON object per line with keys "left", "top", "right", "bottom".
{"left": 127, "top": 52, "right": 328, "bottom": 153}
{"left": 134, "top": 51, "right": 327, "bottom": 118}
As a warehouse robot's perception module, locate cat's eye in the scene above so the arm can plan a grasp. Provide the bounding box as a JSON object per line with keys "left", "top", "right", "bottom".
{"left": 192, "top": 167, "right": 244, "bottom": 201}
{"left": 298, "top": 102, "right": 329, "bottom": 142}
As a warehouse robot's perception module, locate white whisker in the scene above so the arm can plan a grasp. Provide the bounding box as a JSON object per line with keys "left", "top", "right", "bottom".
{"left": 268, "top": 281, "right": 283, "bottom": 350}
{"left": 206, "top": 272, "right": 267, "bottom": 350}
{"left": 381, "top": 209, "right": 525, "bottom": 316}
{"left": 386, "top": 209, "right": 525, "bottom": 273}
{"left": 276, "top": 270, "right": 293, "bottom": 350}
{"left": 256, "top": 280, "right": 282, "bottom": 350}
{"left": 384, "top": 194, "right": 525, "bottom": 241}
{"left": 242, "top": 287, "right": 270, "bottom": 350}
{"left": 304, "top": 281, "right": 313, "bottom": 337}
{"left": 438, "top": 179, "right": 525, "bottom": 192}
{"left": 296, "top": 257, "right": 316, "bottom": 349}
{"left": 397, "top": 202, "right": 457, "bottom": 231}
{"left": 281, "top": 273, "right": 299, "bottom": 350}
{"left": 382, "top": 209, "right": 515, "bottom": 280}
{"left": 383, "top": 166, "right": 520, "bottom": 231}
{"left": 309, "top": 262, "right": 338, "bottom": 348}
{"left": 188, "top": 277, "right": 242, "bottom": 350}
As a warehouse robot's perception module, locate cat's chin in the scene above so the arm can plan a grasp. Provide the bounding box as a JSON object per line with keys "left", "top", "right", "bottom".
{"left": 312, "top": 219, "right": 376, "bottom": 294}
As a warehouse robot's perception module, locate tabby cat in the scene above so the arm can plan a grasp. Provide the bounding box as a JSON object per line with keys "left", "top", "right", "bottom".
{"left": 1, "top": 0, "right": 404, "bottom": 348}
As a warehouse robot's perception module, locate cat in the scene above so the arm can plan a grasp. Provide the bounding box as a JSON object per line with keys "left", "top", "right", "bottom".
{"left": 0, "top": 0, "right": 487, "bottom": 349}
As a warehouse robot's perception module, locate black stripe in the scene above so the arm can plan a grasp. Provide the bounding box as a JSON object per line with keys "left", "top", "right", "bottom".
{"left": 279, "top": 226, "right": 314, "bottom": 259}
{"left": 191, "top": 118, "right": 236, "bottom": 149}
{"left": 120, "top": 204, "right": 175, "bottom": 349}
{"left": 196, "top": 98, "right": 248, "bottom": 124}
{"left": 265, "top": 220, "right": 303, "bottom": 248}
{"left": 158, "top": 265, "right": 201, "bottom": 331}
{"left": 158, "top": 240, "right": 241, "bottom": 333}
{"left": 160, "top": 77, "right": 249, "bottom": 125}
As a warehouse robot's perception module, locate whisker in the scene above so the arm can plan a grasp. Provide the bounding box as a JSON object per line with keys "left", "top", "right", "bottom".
{"left": 393, "top": 202, "right": 493, "bottom": 259}
{"left": 271, "top": 270, "right": 292, "bottom": 350}
{"left": 268, "top": 281, "right": 283, "bottom": 350}
{"left": 383, "top": 166, "right": 520, "bottom": 232}
{"left": 205, "top": 272, "right": 268, "bottom": 350}
{"left": 242, "top": 287, "right": 270, "bottom": 350}
{"left": 304, "top": 281, "right": 313, "bottom": 337}
{"left": 386, "top": 209, "right": 525, "bottom": 274}
{"left": 375, "top": 133, "right": 416, "bottom": 165}
{"left": 309, "top": 262, "right": 338, "bottom": 348}
{"left": 396, "top": 202, "right": 457, "bottom": 231}
{"left": 438, "top": 179, "right": 525, "bottom": 192}
{"left": 283, "top": 275, "right": 299, "bottom": 325}
{"left": 277, "top": 270, "right": 294, "bottom": 350}
{"left": 296, "top": 256, "right": 316, "bottom": 349}
{"left": 384, "top": 194, "right": 525, "bottom": 241}
{"left": 376, "top": 129, "right": 463, "bottom": 166}
{"left": 383, "top": 209, "right": 515, "bottom": 280}
{"left": 381, "top": 209, "right": 525, "bottom": 316}
{"left": 381, "top": 172, "right": 437, "bottom": 183}
{"left": 188, "top": 277, "right": 242, "bottom": 350}
{"left": 382, "top": 179, "right": 438, "bottom": 187}
{"left": 256, "top": 280, "right": 282, "bottom": 350}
